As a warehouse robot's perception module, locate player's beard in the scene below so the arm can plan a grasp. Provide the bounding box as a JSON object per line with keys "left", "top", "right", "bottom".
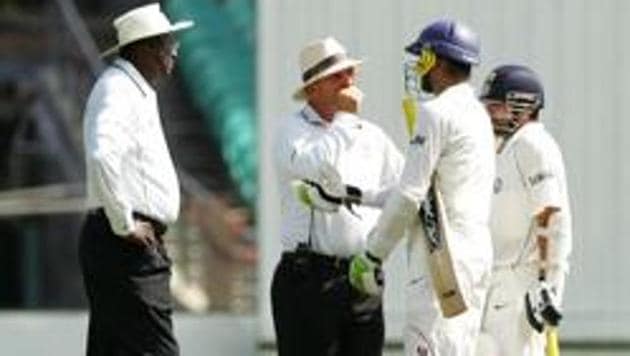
{"left": 421, "top": 75, "right": 433, "bottom": 93}
{"left": 491, "top": 117, "right": 515, "bottom": 137}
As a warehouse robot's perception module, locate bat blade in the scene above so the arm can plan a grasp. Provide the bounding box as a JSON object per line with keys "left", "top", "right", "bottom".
{"left": 428, "top": 242, "right": 467, "bottom": 317}
{"left": 420, "top": 187, "right": 467, "bottom": 318}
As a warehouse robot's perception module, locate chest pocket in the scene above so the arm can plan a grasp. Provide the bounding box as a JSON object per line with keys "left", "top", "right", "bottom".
{"left": 338, "top": 140, "right": 382, "bottom": 189}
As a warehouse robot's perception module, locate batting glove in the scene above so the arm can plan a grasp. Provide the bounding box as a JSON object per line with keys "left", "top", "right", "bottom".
{"left": 525, "top": 280, "right": 563, "bottom": 332}
{"left": 349, "top": 251, "right": 384, "bottom": 296}
{"left": 292, "top": 179, "right": 339, "bottom": 212}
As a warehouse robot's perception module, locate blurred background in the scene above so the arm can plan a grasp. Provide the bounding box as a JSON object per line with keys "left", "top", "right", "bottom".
{"left": 0, "top": 0, "right": 258, "bottom": 354}
{"left": 1, "top": 0, "right": 629, "bottom": 355}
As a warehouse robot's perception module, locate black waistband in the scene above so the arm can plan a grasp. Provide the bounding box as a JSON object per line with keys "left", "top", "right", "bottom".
{"left": 133, "top": 211, "right": 168, "bottom": 236}
{"left": 282, "top": 249, "right": 351, "bottom": 271}
{"left": 91, "top": 208, "right": 168, "bottom": 236}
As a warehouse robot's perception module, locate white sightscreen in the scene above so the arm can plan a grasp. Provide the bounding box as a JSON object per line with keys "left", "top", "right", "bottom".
{"left": 258, "top": 0, "right": 630, "bottom": 343}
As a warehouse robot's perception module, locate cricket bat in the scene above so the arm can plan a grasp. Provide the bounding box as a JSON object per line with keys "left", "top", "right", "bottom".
{"left": 536, "top": 207, "right": 561, "bottom": 356}
{"left": 402, "top": 67, "right": 467, "bottom": 318}
{"left": 419, "top": 187, "right": 468, "bottom": 317}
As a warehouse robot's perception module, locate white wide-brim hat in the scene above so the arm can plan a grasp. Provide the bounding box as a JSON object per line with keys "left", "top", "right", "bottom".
{"left": 293, "top": 37, "right": 363, "bottom": 100}
{"left": 101, "top": 3, "right": 194, "bottom": 57}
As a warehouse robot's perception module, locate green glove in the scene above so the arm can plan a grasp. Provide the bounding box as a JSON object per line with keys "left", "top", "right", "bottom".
{"left": 291, "top": 180, "right": 362, "bottom": 213}
{"left": 291, "top": 180, "right": 341, "bottom": 212}
{"left": 349, "top": 251, "right": 384, "bottom": 296}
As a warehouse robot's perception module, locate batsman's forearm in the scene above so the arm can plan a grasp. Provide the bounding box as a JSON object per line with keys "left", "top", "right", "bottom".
{"left": 367, "top": 190, "right": 417, "bottom": 260}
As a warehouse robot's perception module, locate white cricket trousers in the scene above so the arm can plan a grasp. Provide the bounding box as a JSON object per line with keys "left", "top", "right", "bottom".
{"left": 477, "top": 265, "right": 566, "bottom": 356}
{"left": 404, "top": 258, "right": 490, "bottom": 356}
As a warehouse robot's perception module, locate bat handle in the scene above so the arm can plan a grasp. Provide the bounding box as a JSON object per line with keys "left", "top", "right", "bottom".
{"left": 546, "top": 327, "right": 560, "bottom": 356}
{"left": 402, "top": 95, "right": 417, "bottom": 138}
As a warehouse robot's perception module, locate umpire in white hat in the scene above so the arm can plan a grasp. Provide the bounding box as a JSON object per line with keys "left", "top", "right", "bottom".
{"left": 79, "top": 3, "right": 192, "bottom": 355}
{"left": 271, "top": 37, "right": 404, "bottom": 356}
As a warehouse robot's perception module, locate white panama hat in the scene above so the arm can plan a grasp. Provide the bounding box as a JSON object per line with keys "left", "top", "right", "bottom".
{"left": 101, "top": 3, "right": 194, "bottom": 57}
{"left": 293, "top": 37, "right": 362, "bottom": 100}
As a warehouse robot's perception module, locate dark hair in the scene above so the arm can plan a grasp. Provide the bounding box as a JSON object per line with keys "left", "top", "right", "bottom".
{"left": 119, "top": 35, "right": 164, "bottom": 60}
{"left": 119, "top": 44, "right": 135, "bottom": 61}
{"left": 141, "top": 35, "right": 166, "bottom": 49}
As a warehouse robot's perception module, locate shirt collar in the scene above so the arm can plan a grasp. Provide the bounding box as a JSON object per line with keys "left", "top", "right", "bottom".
{"left": 441, "top": 81, "right": 474, "bottom": 98}
{"left": 300, "top": 104, "right": 328, "bottom": 127}
{"left": 112, "top": 58, "right": 155, "bottom": 97}
{"left": 501, "top": 121, "right": 544, "bottom": 153}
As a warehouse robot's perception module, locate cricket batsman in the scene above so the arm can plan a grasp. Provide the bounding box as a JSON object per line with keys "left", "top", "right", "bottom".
{"left": 476, "top": 65, "right": 573, "bottom": 356}
{"left": 347, "top": 19, "right": 496, "bottom": 355}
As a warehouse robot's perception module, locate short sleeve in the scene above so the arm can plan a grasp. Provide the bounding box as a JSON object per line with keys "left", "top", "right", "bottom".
{"left": 514, "top": 137, "right": 562, "bottom": 215}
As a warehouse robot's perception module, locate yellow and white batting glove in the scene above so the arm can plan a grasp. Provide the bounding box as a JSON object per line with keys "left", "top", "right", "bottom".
{"left": 291, "top": 179, "right": 362, "bottom": 213}
{"left": 292, "top": 179, "right": 340, "bottom": 212}
{"left": 349, "top": 251, "right": 384, "bottom": 296}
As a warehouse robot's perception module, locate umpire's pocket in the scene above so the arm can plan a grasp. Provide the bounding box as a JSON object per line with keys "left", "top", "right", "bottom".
{"left": 122, "top": 244, "right": 173, "bottom": 309}
{"left": 122, "top": 242, "right": 171, "bottom": 272}
{"left": 129, "top": 270, "right": 173, "bottom": 309}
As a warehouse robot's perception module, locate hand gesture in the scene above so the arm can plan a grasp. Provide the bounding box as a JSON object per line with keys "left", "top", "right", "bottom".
{"left": 336, "top": 86, "right": 363, "bottom": 113}
{"left": 125, "top": 221, "right": 157, "bottom": 248}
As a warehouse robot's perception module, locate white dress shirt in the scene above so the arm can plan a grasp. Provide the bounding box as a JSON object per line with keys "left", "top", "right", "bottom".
{"left": 84, "top": 58, "right": 180, "bottom": 236}
{"left": 273, "top": 105, "right": 404, "bottom": 257}
{"left": 491, "top": 122, "right": 572, "bottom": 271}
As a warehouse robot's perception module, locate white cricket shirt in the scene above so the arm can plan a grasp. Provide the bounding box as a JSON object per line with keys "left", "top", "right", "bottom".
{"left": 491, "top": 122, "right": 572, "bottom": 270}
{"left": 84, "top": 58, "right": 180, "bottom": 236}
{"left": 369, "top": 83, "right": 496, "bottom": 272}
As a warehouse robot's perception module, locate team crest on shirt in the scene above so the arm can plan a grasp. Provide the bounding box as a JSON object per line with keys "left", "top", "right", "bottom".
{"left": 528, "top": 171, "right": 553, "bottom": 187}
{"left": 410, "top": 134, "right": 426, "bottom": 146}
{"left": 414, "top": 332, "right": 433, "bottom": 356}
{"left": 493, "top": 177, "right": 503, "bottom": 194}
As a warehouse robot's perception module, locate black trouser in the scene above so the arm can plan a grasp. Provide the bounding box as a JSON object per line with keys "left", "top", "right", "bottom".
{"left": 271, "top": 249, "right": 384, "bottom": 356}
{"left": 79, "top": 209, "right": 178, "bottom": 356}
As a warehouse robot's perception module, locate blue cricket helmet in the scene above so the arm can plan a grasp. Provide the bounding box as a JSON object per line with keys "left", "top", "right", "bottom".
{"left": 480, "top": 65, "right": 545, "bottom": 110}
{"left": 406, "top": 18, "right": 480, "bottom": 65}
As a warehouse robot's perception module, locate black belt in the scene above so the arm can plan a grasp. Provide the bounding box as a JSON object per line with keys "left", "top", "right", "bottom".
{"left": 92, "top": 208, "right": 168, "bottom": 236}
{"left": 133, "top": 211, "right": 168, "bottom": 236}
{"left": 282, "top": 249, "right": 351, "bottom": 271}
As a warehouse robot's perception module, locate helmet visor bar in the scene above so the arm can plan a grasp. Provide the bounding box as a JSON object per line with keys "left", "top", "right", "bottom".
{"left": 506, "top": 91, "right": 542, "bottom": 114}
